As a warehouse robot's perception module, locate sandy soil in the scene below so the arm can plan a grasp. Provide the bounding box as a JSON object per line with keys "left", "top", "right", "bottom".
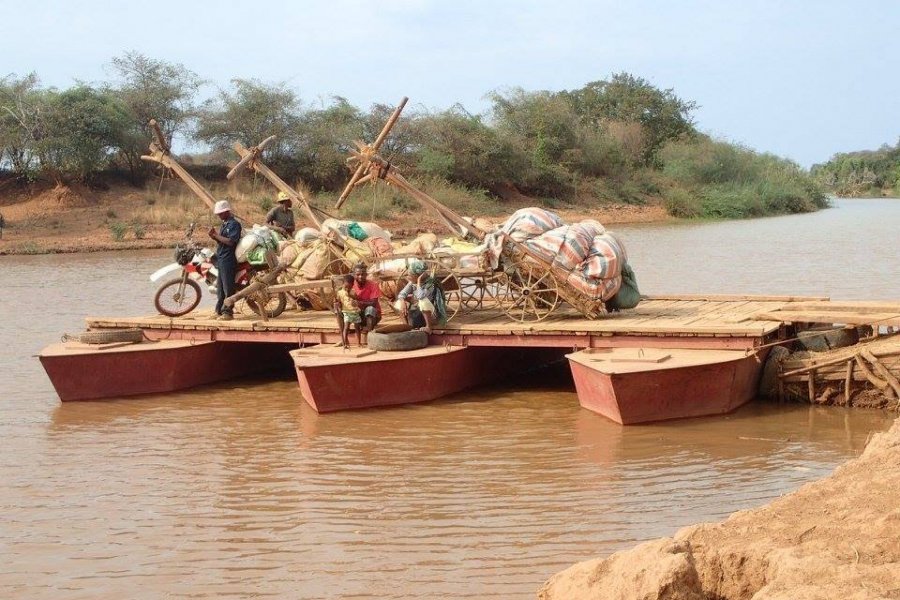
{"left": 0, "top": 182, "right": 671, "bottom": 256}
{"left": 538, "top": 417, "right": 900, "bottom": 599}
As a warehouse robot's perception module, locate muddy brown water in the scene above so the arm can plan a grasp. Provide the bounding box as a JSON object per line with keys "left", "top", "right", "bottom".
{"left": 1, "top": 198, "right": 898, "bottom": 599}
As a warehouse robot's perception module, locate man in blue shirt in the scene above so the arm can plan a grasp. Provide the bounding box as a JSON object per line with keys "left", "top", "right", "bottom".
{"left": 208, "top": 200, "right": 242, "bottom": 320}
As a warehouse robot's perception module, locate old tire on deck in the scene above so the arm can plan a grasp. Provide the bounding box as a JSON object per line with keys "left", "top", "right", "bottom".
{"left": 78, "top": 328, "right": 144, "bottom": 345}
{"left": 367, "top": 329, "right": 429, "bottom": 352}
{"left": 758, "top": 345, "right": 791, "bottom": 399}
{"left": 796, "top": 326, "right": 859, "bottom": 352}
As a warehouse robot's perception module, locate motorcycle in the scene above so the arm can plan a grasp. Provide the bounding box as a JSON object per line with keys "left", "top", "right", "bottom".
{"left": 150, "top": 224, "right": 286, "bottom": 318}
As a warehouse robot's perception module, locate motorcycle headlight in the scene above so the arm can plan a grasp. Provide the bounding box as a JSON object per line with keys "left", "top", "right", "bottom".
{"left": 174, "top": 245, "right": 194, "bottom": 265}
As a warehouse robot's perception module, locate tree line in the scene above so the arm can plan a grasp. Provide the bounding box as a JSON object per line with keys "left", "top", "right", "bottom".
{"left": 1, "top": 52, "right": 826, "bottom": 218}
{"left": 812, "top": 141, "right": 900, "bottom": 197}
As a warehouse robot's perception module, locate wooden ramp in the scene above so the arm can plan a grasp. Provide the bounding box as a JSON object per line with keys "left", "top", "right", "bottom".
{"left": 751, "top": 301, "right": 900, "bottom": 328}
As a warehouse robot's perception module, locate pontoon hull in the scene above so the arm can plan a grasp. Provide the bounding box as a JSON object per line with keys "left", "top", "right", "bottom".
{"left": 568, "top": 348, "right": 768, "bottom": 424}
{"left": 40, "top": 340, "right": 291, "bottom": 401}
{"left": 292, "top": 345, "right": 564, "bottom": 412}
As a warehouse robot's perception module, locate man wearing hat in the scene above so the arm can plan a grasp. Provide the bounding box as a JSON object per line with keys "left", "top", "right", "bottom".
{"left": 209, "top": 200, "right": 242, "bottom": 320}
{"left": 266, "top": 191, "right": 296, "bottom": 237}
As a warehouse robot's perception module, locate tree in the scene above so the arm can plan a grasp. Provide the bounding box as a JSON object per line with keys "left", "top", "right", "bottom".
{"left": 294, "top": 96, "right": 365, "bottom": 190}
{"left": 107, "top": 52, "right": 204, "bottom": 182}
{"left": 35, "top": 85, "right": 133, "bottom": 182}
{"left": 561, "top": 72, "right": 698, "bottom": 164}
{"left": 410, "top": 104, "right": 527, "bottom": 190}
{"left": 0, "top": 73, "right": 44, "bottom": 178}
{"left": 196, "top": 79, "right": 301, "bottom": 168}
{"left": 488, "top": 88, "right": 582, "bottom": 195}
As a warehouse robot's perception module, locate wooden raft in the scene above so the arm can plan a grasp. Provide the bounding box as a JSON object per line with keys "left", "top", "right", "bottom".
{"left": 85, "top": 295, "right": 815, "bottom": 339}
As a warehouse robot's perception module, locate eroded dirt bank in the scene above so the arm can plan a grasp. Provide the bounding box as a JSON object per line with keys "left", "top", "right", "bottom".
{"left": 538, "top": 418, "right": 900, "bottom": 600}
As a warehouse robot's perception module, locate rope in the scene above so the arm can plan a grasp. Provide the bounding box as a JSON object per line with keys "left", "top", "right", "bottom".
{"left": 371, "top": 180, "right": 379, "bottom": 221}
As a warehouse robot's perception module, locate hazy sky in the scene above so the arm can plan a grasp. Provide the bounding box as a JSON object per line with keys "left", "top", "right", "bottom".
{"left": 2, "top": 0, "right": 897, "bottom": 167}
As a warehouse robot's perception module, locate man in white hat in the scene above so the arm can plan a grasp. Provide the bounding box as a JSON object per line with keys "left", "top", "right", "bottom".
{"left": 266, "top": 191, "right": 296, "bottom": 237}
{"left": 209, "top": 200, "right": 242, "bottom": 320}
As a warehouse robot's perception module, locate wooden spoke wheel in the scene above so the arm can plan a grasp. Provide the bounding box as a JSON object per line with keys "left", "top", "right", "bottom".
{"left": 438, "top": 271, "right": 461, "bottom": 322}
{"left": 323, "top": 257, "right": 352, "bottom": 278}
{"left": 459, "top": 273, "right": 509, "bottom": 311}
{"left": 503, "top": 261, "right": 560, "bottom": 322}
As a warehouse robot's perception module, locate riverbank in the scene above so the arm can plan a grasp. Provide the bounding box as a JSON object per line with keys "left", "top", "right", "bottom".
{"left": 538, "top": 415, "right": 900, "bottom": 599}
{"left": 0, "top": 181, "right": 670, "bottom": 256}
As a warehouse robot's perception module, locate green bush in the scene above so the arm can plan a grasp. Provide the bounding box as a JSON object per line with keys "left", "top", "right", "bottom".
{"left": 664, "top": 188, "right": 702, "bottom": 218}
{"left": 109, "top": 221, "right": 128, "bottom": 241}
{"left": 132, "top": 221, "right": 146, "bottom": 239}
{"left": 257, "top": 195, "right": 274, "bottom": 212}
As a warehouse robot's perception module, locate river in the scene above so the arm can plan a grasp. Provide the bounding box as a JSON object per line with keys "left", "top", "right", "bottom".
{"left": 0, "top": 198, "right": 897, "bottom": 599}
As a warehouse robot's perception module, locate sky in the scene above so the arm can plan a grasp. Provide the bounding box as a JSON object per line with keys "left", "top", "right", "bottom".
{"left": 1, "top": 0, "right": 898, "bottom": 168}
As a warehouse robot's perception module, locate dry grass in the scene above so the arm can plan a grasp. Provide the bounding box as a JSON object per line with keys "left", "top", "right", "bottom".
{"left": 140, "top": 178, "right": 308, "bottom": 228}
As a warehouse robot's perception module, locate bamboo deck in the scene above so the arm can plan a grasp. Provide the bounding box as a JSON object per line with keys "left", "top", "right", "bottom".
{"left": 84, "top": 294, "right": 900, "bottom": 350}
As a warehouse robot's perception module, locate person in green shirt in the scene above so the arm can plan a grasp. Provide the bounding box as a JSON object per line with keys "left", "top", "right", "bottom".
{"left": 265, "top": 192, "right": 296, "bottom": 237}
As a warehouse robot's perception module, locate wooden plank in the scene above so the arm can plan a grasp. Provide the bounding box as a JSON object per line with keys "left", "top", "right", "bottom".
{"left": 642, "top": 294, "right": 829, "bottom": 302}
{"left": 681, "top": 301, "right": 752, "bottom": 325}
{"left": 753, "top": 311, "right": 900, "bottom": 326}
{"left": 784, "top": 302, "right": 900, "bottom": 313}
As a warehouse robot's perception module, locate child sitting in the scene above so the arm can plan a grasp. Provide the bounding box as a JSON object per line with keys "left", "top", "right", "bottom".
{"left": 335, "top": 274, "right": 362, "bottom": 348}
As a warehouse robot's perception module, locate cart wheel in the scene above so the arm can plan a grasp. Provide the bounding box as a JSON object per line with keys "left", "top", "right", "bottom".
{"left": 246, "top": 289, "right": 287, "bottom": 319}
{"left": 504, "top": 261, "right": 560, "bottom": 322}
{"left": 460, "top": 273, "right": 509, "bottom": 311}
{"left": 439, "top": 271, "right": 461, "bottom": 322}
{"left": 323, "top": 258, "right": 351, "bottom": 278}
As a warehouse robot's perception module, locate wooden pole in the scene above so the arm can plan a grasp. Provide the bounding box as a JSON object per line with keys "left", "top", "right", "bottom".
{"left": 149, "top": 119, "right": 170, "bottom": 152}
{"left": 229, "top": 141, "right": 322, "bottom": 229}
{"left": 372, "top": 97, "right": 408, "bottom": 151}
{"left": 383, "top": 168, "right": 486, "bottom": 239}
{"left": 227, "top": 135, "right": 276, "bottom": 181}
{"left": 141, "top": 141, "right": 217, "bottom": 212}
{"left": 860, "top": 348, "right": 900, "bottom": 398}
{"left": 336, "top": 97, "right": 408, "bottom": 208}
{"left": 844, "top": 359, "right": 854, "bottom": 404}
{"left": 854, "top": 355, "right": 889, "bottom": 391}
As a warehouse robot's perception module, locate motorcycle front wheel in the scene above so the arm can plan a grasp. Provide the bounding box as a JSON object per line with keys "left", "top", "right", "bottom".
{"left": 155, "top": 276, "right": 202, "bottom": 317}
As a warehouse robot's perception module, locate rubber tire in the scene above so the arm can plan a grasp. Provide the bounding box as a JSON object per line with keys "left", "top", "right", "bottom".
{"left": 246, "top": 293, "right": 287, "bottom": 318}
{"left": 367, "top": 329, "right": 429, "bottom": 352}
{"left": 78, "top": 328, "right": 144, "bottom": 345}
{"left": 154, "top": 277, "right": 202, "bottom": 317}
{"left": 759, "top": 345, "right": 791, "bottom": 399}
{"left": 797, "top": 327, "right": 859, "bottom": 352}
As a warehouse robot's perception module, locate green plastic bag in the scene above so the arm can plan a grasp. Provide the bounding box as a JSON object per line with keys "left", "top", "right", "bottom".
{"left": 347, "top": 222, "right": 369, "bottom": 241}
{"left": 606, "top": 262, "right": 640, "bottom": 310}
{"left": 245, "top": 246, "right": 269, "bottom": 266}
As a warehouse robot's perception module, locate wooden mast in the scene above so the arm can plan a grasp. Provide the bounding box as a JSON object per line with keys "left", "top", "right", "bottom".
{"left": 334, "top": 97, "right": 487, "bottom": 241}
{"left": 140, "top": 120, "right": 219, "bottom": 213}
{"left": 226, "top": 135, "right": 323, "bottom": 229}
{"left": 336, "top": 97, "right": 408, "bottom": 209}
